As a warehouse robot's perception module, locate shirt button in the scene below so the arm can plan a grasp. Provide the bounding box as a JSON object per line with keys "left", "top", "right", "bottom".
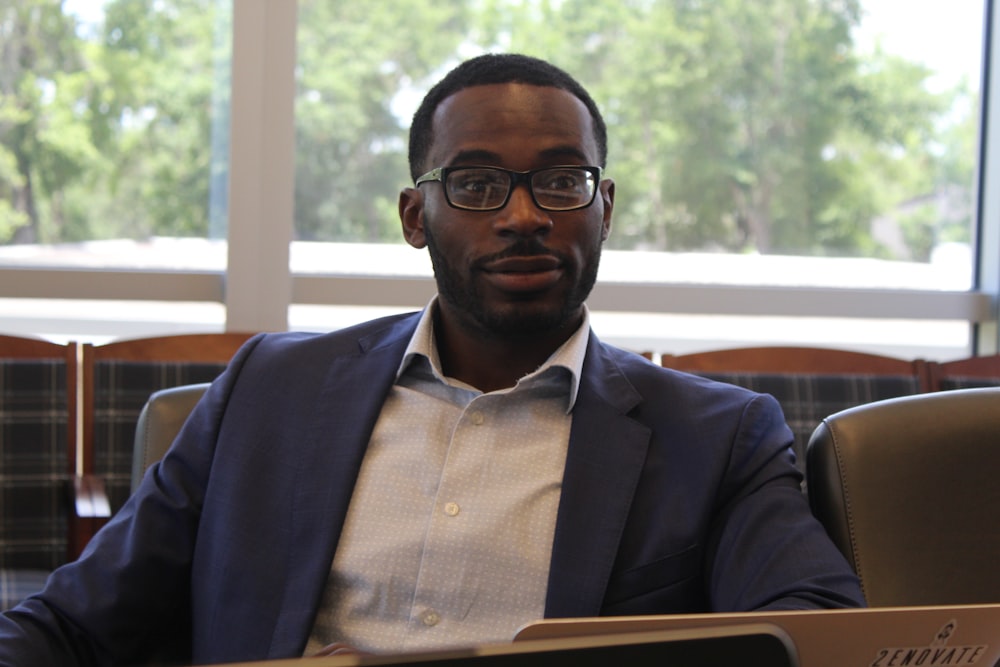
{"left": 469, "top": 411, "right": 484, "bottom": 425}
{"left": 444, "top": 501, "right": 460, "bottom": 516}
{"left": 422, "top": 610, "right": 441, "bottom": 626}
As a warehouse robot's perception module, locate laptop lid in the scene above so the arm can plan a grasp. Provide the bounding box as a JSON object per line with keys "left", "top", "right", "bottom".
{"left": 514, "top": 604, "right": 1000, "bottom": 667}
{"left": 212, "top": 624, "right": 798, "bottom": 667}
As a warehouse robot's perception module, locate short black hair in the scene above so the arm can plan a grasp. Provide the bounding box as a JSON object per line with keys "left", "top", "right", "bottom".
{"left": 407, "top": 53, "right": 608, "bottom": 181}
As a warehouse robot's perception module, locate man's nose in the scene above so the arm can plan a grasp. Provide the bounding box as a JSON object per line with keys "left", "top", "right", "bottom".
{"left": 493, "top": 184, "right": 553, "bottom": 235}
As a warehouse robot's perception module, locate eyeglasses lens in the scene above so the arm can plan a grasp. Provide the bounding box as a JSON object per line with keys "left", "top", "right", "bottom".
{"left": 532, "top": 168, "right": 596, "bottom": 210}
{"left": 445, "top": 167, "right": 596, "bottom": 211}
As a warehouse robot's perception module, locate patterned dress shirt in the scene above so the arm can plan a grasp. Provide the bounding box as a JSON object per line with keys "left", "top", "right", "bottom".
{"left": 305, "top": 300, "right": 589, "bottom": 654}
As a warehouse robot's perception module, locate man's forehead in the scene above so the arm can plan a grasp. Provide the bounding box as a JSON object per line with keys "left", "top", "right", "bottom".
{"left": 428, "top": 83, "right": 597, "bottom": 164}
{"left": 432, "top": 82, "right": 589, "bottom": 122}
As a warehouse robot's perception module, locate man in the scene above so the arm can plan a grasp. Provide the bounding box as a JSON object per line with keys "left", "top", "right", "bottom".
{"left": 0, "top": 53, "right": 863, "bottom": 666}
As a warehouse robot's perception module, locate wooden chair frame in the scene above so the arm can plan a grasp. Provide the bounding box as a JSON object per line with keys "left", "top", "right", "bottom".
{"left": 926, "top": 353, "right": 1000, "bottom": 390}
{"left": 0, "top": 335, "right": 80, "bottom": 566}
{"left": 662, "top": 345, "right": 934, "bottom": 391}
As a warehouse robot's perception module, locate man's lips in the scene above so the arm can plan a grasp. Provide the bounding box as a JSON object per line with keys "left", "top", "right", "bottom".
{"left": 480, "top": 255, "right": 563, "bottom": 292}
{"left": 482, "top": 255, "right": 562, "bottom": 273}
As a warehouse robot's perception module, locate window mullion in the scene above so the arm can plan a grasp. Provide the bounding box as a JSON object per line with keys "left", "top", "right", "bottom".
{"left": 225, "top": 0, "right": 297, "bottom": 333}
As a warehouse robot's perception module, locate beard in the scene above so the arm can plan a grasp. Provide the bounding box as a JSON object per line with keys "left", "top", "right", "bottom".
{"left": 423, "top": 218, "right": 602, "bottom": 339}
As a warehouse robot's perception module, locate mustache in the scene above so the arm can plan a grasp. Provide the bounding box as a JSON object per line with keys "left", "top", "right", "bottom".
{"left": 475, "top": 239, "right": 566, "bottom": 266}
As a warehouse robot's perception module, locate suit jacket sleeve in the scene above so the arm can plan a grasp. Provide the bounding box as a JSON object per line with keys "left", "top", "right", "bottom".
{"left": 702, "top": 391, "right": 865, "bottom": 611}
{"left": 0, "top": 337, "right": 258, "bottom": 667}
{"left": 0, "top": 318, "right": 413, "bottom": 667}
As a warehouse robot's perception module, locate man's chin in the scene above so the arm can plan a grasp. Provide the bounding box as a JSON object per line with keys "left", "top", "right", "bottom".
{"left": 473, "top": 301, "right": 581, "bottom": 338}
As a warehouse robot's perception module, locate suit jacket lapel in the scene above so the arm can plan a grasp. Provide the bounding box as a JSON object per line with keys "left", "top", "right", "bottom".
{"left": 545, "top": 337, "right": 651, "bottom": 618}
{"left": 269, "top": 315, "right": 418, "bottom": 655}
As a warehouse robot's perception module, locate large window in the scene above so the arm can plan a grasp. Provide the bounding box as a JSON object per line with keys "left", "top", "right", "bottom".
{"left": 287, "top": 0, "right": 990, "bottom": 357}
{"left": 0, "top": 0, "right": 230, "bottom": 255}
{"left": 0, "top": 1, "right": 995, "bottom": 359}
{"left": 1, "top": 0, "right": 231, "bottom": 340}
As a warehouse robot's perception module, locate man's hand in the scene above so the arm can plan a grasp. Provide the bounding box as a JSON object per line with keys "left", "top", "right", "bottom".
{"left": 309, "top": 642, "right": 369, "bottom": 657}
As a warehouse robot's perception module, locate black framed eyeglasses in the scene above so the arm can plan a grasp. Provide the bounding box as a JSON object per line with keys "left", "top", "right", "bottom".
{"left": 415, "top": 165, "right": 602, "bottom": 212}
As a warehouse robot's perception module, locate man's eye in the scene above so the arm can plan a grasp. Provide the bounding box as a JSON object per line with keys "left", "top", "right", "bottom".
{"left": 549, "top": 176, "right": 580, "bottom": 190}
{"left": 540, "top": 172, "right": 586, "bottom": 192}
{"left": 459, "top": 178, "right": 489, "bottom": 192}
{"left": 455, "top": 173, "right": 505, "bottom": 192}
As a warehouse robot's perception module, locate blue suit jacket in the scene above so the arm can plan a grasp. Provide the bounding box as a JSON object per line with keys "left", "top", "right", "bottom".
{"left": 0, "top": 312, "right": 863, "bottom": 666}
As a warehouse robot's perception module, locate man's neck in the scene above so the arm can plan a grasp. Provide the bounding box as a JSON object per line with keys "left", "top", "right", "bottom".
{"left": 432, "top": 309, "right": 582, "bottom": 393}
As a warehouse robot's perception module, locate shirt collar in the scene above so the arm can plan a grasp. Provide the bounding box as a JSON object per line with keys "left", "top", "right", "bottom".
{"left": 397, "top": 296, "right": 590, "bottom": 412}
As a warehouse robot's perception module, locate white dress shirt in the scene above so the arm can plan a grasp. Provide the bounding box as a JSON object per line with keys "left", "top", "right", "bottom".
{"left": 304, "top": 299, "right": 590, "bottom": 654}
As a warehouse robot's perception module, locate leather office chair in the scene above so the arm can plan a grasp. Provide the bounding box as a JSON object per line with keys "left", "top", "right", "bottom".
{"left": 806, "top": 387, "right": 1000, "bottom": 606}
{"left": 131, "top": 383, "right": 210, "bottom": 493}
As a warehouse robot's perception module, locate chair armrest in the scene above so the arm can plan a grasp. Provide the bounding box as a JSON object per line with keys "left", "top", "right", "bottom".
{"left": 72, "top": 474, "right": 111, "bottom": 518}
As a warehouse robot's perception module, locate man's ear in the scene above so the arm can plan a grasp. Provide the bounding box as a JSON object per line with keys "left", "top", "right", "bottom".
{"left": 600, "top": 179, "right": 614, "bottom": 242}
{"left": 399, "top": 187, "right": 427, "bottom": 248}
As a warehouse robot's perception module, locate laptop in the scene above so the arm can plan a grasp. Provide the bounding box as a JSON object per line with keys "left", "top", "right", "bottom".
{"left": 514, "top": 604, "right": 1000, "bottom": 667}
{"left": 213, "top": 624, "right": 799, "bottom": 666}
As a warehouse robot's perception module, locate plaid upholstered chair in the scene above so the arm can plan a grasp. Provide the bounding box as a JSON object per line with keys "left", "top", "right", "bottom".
{"left": 0, "top": 335, "right": 78, "bottom": 610}
{"left": 663, "top": 346, "right": 932, "bottom": 484}
{"left": 74, "top": 333, "right": 254, "bottom": 556}
{"left": 926, "top": 354, "right": 1000, "bottom": 391}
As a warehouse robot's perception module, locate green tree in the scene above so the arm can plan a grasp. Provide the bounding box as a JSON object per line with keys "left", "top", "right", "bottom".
{"left": 66, "top": 0, "right": 227, "bottom": 240}
{"left": 483, "top": 0, "right": 951, "bottom": 259}
{"left": 1, "top": 0, "right": 975, "bottom": 265}
{"left": 0, "top": 1, "right": 91, "bottom": 244}
{"left": 294, "top": 1, "right": 471, "bottom": 243}
{"left": 0, "top": 0, "right": 226, "bottom": 245}
{"left": 932, "top": 82, "right": 978, "bottom": 247}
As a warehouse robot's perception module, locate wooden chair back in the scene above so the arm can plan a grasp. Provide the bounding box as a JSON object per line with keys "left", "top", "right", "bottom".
{"left": 662, "top": 346, "right": 932, "bottom": 482}
{"left": 75, "top": 332, "right": 254, "bottom": 554}
{"left": 926, "top": 354, "right": 1000, "bottom": 391}
{"left": 0, "top": 335, "right": 78, "bottom": 607}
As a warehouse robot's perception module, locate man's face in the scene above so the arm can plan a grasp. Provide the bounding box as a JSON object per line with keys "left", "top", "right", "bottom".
{"left": 400, "top": 83, "right": 614, "bottom": 340}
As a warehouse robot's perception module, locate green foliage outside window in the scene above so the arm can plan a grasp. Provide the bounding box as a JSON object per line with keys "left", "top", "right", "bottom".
{"left": 0, "top": 0, "right": 978, "bottom": 260}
